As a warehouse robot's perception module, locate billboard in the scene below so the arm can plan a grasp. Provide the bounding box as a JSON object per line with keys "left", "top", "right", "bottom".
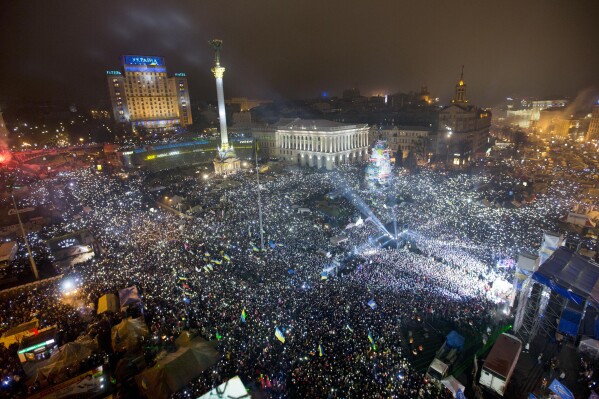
{"left": 123, "top": 55, "right": 165, "bottom": 66}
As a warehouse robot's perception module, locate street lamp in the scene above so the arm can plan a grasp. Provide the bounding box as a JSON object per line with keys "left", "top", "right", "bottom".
{"left": 11, "top": 193, "right": 39, "bottom": 280}
{"left": 446, "top": 130, "right": 453, "bottom": 165}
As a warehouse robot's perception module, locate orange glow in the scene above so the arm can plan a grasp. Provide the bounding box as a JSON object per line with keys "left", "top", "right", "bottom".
{"left": 0, "top": 151, "right": 11, "bottom": 164}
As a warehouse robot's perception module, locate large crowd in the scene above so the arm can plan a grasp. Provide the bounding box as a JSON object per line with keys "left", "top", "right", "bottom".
{"left": 0, "top": 160, "right": 580, "bottom": 398}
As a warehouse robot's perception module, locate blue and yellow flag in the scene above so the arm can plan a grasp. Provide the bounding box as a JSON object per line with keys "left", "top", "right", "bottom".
{"left": 319, "top": 344, "right": 324, "bottom": 357}
{"left": 275, "top": 327, "right": 285, "bottom": 343}
{"left": 368, "top": 331, "right": 374, "bottom": 344}
{"left": 241, "top": 309, "right": 247, "bottom": 323}
{"left": 224, "top": 254, "right": 231, "bottom": 262}
{"left": 346, "top": 324, "right": 354, "bottom": 333}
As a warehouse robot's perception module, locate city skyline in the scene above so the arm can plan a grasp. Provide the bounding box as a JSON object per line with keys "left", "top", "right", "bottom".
{"left": 1, "top": 0, "right": 598, "bottom": 107}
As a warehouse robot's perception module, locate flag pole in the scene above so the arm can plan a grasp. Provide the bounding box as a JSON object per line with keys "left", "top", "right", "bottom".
{"left": 255, "top": 142, "right": 265, "bottom": 251}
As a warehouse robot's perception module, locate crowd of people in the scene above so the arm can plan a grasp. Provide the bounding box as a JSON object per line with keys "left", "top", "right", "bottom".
{"left": 0, "top": 160, "right": 580, "bottom": 398}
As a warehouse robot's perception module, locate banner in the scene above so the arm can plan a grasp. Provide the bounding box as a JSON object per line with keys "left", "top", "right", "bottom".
{"left": 549, "top": 379, "right": 574, "bottom": 399}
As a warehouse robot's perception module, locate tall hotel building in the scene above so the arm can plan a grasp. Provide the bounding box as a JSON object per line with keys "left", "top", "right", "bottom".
{"left": 107, "top": 55, "right": 192, "bottom": 130}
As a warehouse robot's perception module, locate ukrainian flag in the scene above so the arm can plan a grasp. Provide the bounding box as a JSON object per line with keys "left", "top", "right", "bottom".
{"left": 252, "top": 245, "right": 260, "bottom": 252}
{"left": 346, "top": 324, "right": 354, "bottom": 333}
{"left": 224, "top": 254, "right": 231, "bottom": 262}
{"left": 368, "top": 331, "right": 374, "bottom": 344}
{"left": 241, "top": 309, "right": 247, "bottom": 323}
{"left": 319, "top": 344, "right": 324, "bottom": 357}
{"left": 207, "top": 264, "right": 214, "bottom": 271}
{"left": 275, "top": 327, "right": 285, "bottom": 343}
{"left": 204, "top": 252, "right": 210, "bottom": 257}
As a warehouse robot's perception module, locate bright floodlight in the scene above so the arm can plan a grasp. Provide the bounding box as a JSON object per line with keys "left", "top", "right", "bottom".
{"left": 61, "top": 279, "right": 75, "bottom": 292}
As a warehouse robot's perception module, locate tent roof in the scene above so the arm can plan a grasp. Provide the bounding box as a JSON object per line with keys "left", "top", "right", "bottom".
{"left": 1, "top": 319, "right": 38, "bottom": 338}
{"left": 136, "top": 338, "right": 218, "bottom": 399}
{"left": 197, "top": 376, "right": 248, "bottom": 399}
{"left": 446, "top": 331, "right": 465, "bottom": 350}
{"left": 532, "top": 247, "right": 599, "bottom": 305}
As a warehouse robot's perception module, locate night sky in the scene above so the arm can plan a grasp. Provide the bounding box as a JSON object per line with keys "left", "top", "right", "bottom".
{"left": 1, "top": 0, "right": 597, "bottom": 107}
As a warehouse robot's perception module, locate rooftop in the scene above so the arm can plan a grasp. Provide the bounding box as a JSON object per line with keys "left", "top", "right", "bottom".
{"left": 274, "top": 118, "right": 367, "bottom": 131}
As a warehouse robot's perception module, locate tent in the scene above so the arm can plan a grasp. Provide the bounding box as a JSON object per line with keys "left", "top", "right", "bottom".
{"left": 175, "top": 330, "right": 195, "bottom": 348}
{"left": 119, "top": 286, "right": 142, "bottom": 310}
{"left": 37, "top": 340, "right": 95, "bottom": 381}
{"left": 532, "top": 247, "right": 599, "bottom": 306}
{"left": 197, "top": 376, "right": 249, "bottom": 399}
{"left": 446, "top": 331, "right": 465, "bottom": 350}
{"left": 136, "top": 338, "right": 219, "bottom": 399}
{"left": 97, "top": 293, "right": 119, "bottom": 314}
{"left": 111, "top": 317, "right": 148, "bottom": 353}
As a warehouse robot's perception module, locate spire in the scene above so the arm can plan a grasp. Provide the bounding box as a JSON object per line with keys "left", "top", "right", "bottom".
{"left": 452, "top": 66, "right": 468, "bottom": 104}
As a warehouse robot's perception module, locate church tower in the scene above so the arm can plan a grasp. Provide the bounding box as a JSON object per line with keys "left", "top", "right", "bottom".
{"left": 451, "top": 66, "right": 468, "bottom": 104}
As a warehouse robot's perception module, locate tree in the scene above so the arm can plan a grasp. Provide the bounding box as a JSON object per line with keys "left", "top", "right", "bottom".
{"left": 395, "top": 148, "right": 403, "bottom": 167}
{"left": 404, "top": 150, "right": 417, "bottom": 170}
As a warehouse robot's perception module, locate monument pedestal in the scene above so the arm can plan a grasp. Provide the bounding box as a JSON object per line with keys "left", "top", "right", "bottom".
{"left": 213, "top": 156, "right": 240, "bottom": 175}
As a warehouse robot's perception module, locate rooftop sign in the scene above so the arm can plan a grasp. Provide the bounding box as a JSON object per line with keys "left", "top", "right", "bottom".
{"left": 123, "top": 55, "right": 165, "bottom": 67}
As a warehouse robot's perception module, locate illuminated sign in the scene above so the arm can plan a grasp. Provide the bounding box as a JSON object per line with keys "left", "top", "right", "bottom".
{"left": 123, "top": 55, "right": 164, "bottom": 66}
{"left": 174, "top": 73, "right": 186, "bottom": 77}
{"left": 106, "top": 70, "right": 121, "bottom": 75}
{"left": 18, "top": 339, "right": 55, "bottom": 354}
{"left": 58, "top": 238, "right": 78, "bottom": 248}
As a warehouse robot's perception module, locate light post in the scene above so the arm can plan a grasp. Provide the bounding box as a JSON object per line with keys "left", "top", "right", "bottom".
{"left": 446, "top": 129, "right": 453, "bottom": 165}
{"left": 12, "top": 193, "right": 39, "bottom": 280}
{"left": 255, "top": 146, "right": 265, "bottom": 251}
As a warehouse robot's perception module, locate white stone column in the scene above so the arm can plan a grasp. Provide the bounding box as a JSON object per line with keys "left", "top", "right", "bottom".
{"left": 212, "top": 68, "right": 228, "bottom": 147}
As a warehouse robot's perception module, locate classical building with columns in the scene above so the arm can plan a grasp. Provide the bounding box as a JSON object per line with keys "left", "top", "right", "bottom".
{"left": 253, "top": 118, "right": 369, "bottom": 170}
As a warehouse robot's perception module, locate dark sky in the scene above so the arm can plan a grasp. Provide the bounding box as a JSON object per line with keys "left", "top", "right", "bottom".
{"left": 1, "top": 0, "right": 597, "bottom": 107}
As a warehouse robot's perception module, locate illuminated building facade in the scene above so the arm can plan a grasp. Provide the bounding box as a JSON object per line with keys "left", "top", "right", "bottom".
{"left": 587, "top": 104, "right": 599, "bottom": 142}
{"left": 369, "top": 125, "right": 431, "bottom": 159}
{"left": 537, "top": 107, "right": 589, "bottom": 140}
{"left": 253, "top": 118, "right": 369, "bottom": 170}
{"left": 437, "top": 68, "right": 491, "bottom": 164}
{"left": 0, "top": 111, "right": 9, "bottom": 141}
{"left": 107, "top": 55, "right": 192, "bottom": 130}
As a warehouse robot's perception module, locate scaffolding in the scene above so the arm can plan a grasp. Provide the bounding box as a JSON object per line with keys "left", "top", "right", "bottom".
{"left": 514, "top": 278, "right": 569, "bottom": 344}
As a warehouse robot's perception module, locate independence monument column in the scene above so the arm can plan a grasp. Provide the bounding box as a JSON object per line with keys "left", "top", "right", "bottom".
{"left": 210, "top": 39, "right": 240, "bottom": 175}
